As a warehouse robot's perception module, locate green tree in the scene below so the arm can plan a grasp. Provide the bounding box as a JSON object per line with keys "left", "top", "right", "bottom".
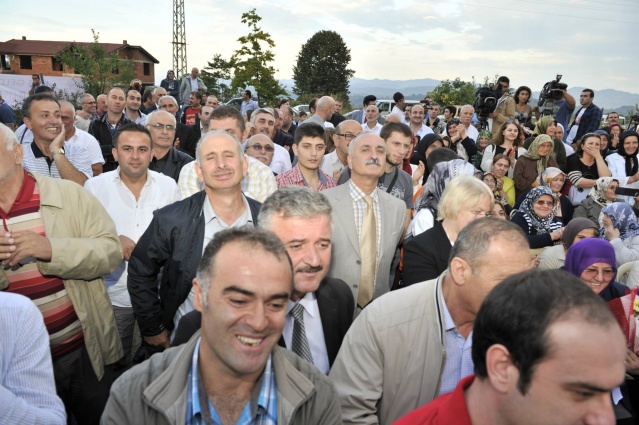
{"left": 201, "top": 54, "right": 238, "bottom": 102}
{"left": 55, "top": 30, "right": 135, "bottom": 97}
{"left": 230, "top": 9, "right": 286, "bottom": 106}
{"left": 292, "top": 30, "right": 353, "bottom": 103}
{"left": 428, "top": 77, "right": 477, "bottom": 106}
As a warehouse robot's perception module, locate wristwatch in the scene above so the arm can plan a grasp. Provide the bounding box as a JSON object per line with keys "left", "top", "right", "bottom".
{"left": 51, "top": 147, "right": 65, "bottom": 157}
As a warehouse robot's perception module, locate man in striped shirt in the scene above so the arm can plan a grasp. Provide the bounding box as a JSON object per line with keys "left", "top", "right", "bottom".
{"left": 0, "top": 123, "right": 123, "bottom": 425}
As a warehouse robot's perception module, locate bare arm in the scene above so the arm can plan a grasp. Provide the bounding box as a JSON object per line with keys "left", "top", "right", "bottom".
{"left": 50, "top": 128, "right": 88, "bottom": 185}
{"left": 563, "top": 90, "right": 576, "bottom": 111}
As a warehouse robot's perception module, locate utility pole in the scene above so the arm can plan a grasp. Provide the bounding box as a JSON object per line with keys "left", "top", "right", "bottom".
{"left": 172, "top": 0, "right": 187, "bottom": 79}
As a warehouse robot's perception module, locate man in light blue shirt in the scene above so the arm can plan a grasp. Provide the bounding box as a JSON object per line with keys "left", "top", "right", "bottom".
{"left": 240, "top": 89, "right": 259, "bottom": 120}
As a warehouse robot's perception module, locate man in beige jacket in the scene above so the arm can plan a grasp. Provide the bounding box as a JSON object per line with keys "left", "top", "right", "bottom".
{"left": 329, "top": 218, "right": 532, "bottom": 424}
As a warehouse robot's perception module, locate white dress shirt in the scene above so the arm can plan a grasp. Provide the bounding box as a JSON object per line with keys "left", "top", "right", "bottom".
{"left": 271, "top": 143, "right": 293, "bottom": 175}
{"left": 413, "top": 123, "right": 434, "bottom": 139}
{"left": 361, "top": 122, "right": 383, "bottom": 135}
{"left": 283, "top": 292, "right": 330, "bottom": 374}
{"left": 83, "top": 169, "right": 181, "bottom": 307}
{"left": 320, "top": 150, "right": 347, "bottom": 178}
{"left": 66, "top": 127, "right": 105, "bottom": 167}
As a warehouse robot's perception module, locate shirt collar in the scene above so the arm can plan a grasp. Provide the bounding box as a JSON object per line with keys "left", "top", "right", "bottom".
{"left": 440, "top": 293, "right": 457, "bottom": 332}
{"left": 114, "top": 167, "right": 154, "bottom": 187}
{"left": 202, "top": 193, "right": 252, "bottom": 225}
{"left": 349, "top": 179, "right": 379, "bottom": 201}
{"left": 286, "top": 292, "right": 318, "bottom": 318}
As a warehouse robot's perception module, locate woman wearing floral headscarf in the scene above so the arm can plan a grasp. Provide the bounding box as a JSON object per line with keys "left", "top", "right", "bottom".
{"left": 523, "top": 116, "right": 567, "bottom": 172}
{"left": 472, "top": 130, "right": 492, "bottom": 169}
{"left": 600, "top": 203, "right": 639, "bottom": 266}
{"left": 513, "top": 135, "right": 558, "bottom": 199}
{"left": 511, "top": 186, "right": 564, "bottom": 249}
{"left": 410, "top": 159, "right": 481, "bottom": 237}
{"left": 512, "top": 167, "right": 573, "bottom": 224}
{"left": 573, "top": 177, "right": 619, "bottom": 225}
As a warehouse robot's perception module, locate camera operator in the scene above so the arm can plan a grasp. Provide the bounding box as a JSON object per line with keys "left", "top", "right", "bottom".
{"left": 550, "top": 88, "right": 575, "bottom": 141}
{"left": 488, "top": 76, "right": 515, "bottom": 138}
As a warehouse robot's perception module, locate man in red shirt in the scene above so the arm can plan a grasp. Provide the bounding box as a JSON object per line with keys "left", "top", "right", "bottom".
{"left": 395, "top": 269, "right": 626, "bottom": 425}
{"left": 181, "top": 91, "right": 202, "bottom": 126}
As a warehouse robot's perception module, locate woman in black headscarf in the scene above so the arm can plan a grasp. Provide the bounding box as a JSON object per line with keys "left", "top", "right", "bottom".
{"left": 411, "top": 133, "right": 444, "bottom": 185}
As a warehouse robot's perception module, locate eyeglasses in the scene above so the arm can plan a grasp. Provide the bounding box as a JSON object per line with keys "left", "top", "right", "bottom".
{"left": 337, "top": 133, "right": 358, "bottom": 141}
{"left": 249, "top": 144, "right": 274, "bottom": 152}
{"left": 535, "top": 200, "right": 554, "bottom": 206}
{"left": 470, "top": 210, "right": 492, "bottom": 218}
{"left": 582, "top": 268, "right": 615, "bottom": 279}
{"left": 148, "top": 123, "right": 176, "bottom": 132}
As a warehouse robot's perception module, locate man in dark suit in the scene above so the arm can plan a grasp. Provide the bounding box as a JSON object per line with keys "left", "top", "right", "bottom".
{"left": 191, "top": 105, "right": 213, "bottom": 144}
{"left": 157, "top": 95, "right": 198, "bottom": 159}
{"left": 171, "top": 186, "right": 353, "bottom": 372}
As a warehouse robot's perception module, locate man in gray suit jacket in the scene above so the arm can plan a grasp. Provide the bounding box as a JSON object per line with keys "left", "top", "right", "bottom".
{"left": 300, "top": 96, "right": 335, "bottom": 128}
{"left": 322, "top": 133, "right": 405, "bottom": 311}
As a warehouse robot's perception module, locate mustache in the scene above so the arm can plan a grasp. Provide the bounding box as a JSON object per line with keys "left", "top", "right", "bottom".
{"left": 295, "top": 265, "right": 323, "bottom": 274}
{"left": 365, "top": 159, "right": 382, "bottom": 166}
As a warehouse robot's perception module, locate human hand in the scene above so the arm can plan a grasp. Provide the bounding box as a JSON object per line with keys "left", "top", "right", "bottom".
{"left": 49, "top": 125, "right": 65, "bottom": 153}
{"left": 458, "top": 126, "right": 467, "bottom": 140}
{"left": 612, "top": 134, "right": 620, "bottom": 149}
{"left": 488, "top": 112, "right": 497, "bottom": 119}
{"left": 173, "top": 137, "right": 180, "bottom": 149}
{"left": 413, "top": 161, "right": 425, "bottom": 184}
{"left": 530, "top": 255, "right": 541, "bottom": 268}
{"left": 1, "top": 230, "right": 51, "bottom": 267}
{"left": 119, "top": 235, "right": 136, "bottom": 261}
{"left": 496, "top": 178, "right": 504, "bottom": 191}
{"left": 144, "top": 330, "right": 170, "bottom": 348}
{"left": 550, "top": 227, "right": 564, "bottom": 241}
{"left": 602, "top": 215, "right": 620, "bottom": 240}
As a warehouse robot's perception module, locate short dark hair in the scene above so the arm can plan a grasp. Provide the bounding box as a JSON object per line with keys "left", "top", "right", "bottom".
{"left": 22, "top": 93, "right": 59, "bottom": 119}
{"left": 583, "top": 88, "right": 595, "bottom": 98}
{"left": 363, "top": 95, "right": 377, "bottom": 107}
{"left": 34, "top": 86, "right": 54, "bottom": 95}
{"left": 196, "top": 227, "right": 293, "bottom": 303}
{"left": 294, "top": 122, "right": 324, "bottom": 145}
{"left": 142, "top": 90, "right": 153, "bottom": 102}
{"left": 393, "top": 92, "right": 404, "bottom": 103}
{"left": 210, "top": 105, "right": 246, "bottom": 134}
{"left": 426, "top": 147, "right": 459, "bottom": 173}
{"left": 444, "top": 105, "right": 457, "bottom": 116}
{"left": 380, "top": 122, "right": 412, "bottom": 141}
{"left": 113, "top": 122, "right": 153, "bottom": 149}
{"left": 32, "top": 73, "right": 39, "bottom": 78}
{"left": 244, "top": 89, "right": 252, "bottom": 97}
{"left": 497, "top": 76, "right": 510, "bottom": 85}
{"left": 514, "top": 86, "right": 532, "bottom": 104}
{"left": 190, "top": 91, "right": 202, "bottom": 101}
{"left": 309, "top": 98, "right": 318, "bottom": 111}
{"left": 473, "top": 269, "right": 617, "bottom": 394}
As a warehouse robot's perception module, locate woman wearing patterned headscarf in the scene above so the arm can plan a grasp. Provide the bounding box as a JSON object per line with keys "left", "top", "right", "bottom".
{"left": 573, "top": 177, "right": 619, "bottom": 225}
{"left": 538, "top": 167, "right": 573, "bottom": 225}
{"left": 511, "top": 186, "right": 564, "bottom": 249}
{"left": 538, "top": 217, "right": 600, "bottom": 270}
{"left": 472, "top": 130, "right": 492, "bottom": 169}
{"left": 409, "top": 159, "right": 481, "bottom": 237}
{"left": 513, "top": 135, "right": 558, "bottom": 199}
{"left": 523, "top": 116, "right": 567, "bottom": 172}
{"left": 600, "top": 203, "right": 639, "bottom": 266}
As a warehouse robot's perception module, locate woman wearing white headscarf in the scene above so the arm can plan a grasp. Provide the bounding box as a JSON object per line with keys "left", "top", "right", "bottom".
{"left": 573, "top": 177, "right": 619, "bottom": 226}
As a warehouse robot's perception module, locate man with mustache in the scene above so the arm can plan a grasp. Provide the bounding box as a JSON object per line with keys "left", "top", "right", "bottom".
{"left": 171, "top": 187, "right": 354, "bottom": 374}
{"left": 127, "top": 130, "right": 260, "bottom": 356}
{"left": 244, "top": 133, "right": 275, "bottom": 170}
{"left": 323, "top": 133, "right": 406, "bottom": 313}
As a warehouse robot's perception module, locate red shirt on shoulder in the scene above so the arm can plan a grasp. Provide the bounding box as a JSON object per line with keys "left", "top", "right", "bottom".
{"left": 393, "top": 375, "right": 475, "bottom": 425}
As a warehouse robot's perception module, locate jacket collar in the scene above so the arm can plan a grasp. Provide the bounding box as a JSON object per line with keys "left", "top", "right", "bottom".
{"left": 30, "top": 172, "right": 64, "bottom": 209}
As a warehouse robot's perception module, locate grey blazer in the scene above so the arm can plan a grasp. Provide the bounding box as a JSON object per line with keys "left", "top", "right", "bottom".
{"left": 323, "top": 184, "right": 406, "bottom": 308}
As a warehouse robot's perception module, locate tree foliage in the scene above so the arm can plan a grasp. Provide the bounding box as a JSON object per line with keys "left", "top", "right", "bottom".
{"left": 229, "top": 9, "right": 286, "bottom": 106}
{"left": 201, "top": 54, "right": 238, "bottom": 102}
{"left": 292, "top": 30, "right": 353, "bottom": 103}
{"left": 55, "top": 30, "right": 135, "bottom": 97}
{"left": 428, "top": 78, "right": 477, "bottom": 106}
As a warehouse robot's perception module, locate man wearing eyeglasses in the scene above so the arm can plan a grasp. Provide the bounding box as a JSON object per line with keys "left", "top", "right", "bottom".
{"left": 74, "top": 93, "right": 97, "bottom": 132}
{"left": 146, "top": 110, "right": 194, "bottom": 182}
{"left": 89, "top": 88, "right": 132, "bottom": 172}
{"left": 321, "top": 120, "right": 362, "bottom": 180}
{"left": 244, "top": 134, "right": 275, "bottom": 170}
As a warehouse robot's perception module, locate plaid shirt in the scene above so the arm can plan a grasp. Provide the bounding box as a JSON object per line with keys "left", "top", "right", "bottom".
{"left": 275, "top": 164, "right": 336, "bottom": 191}
{"left": 186, "top": 338, "right": 278, "bottom": 425}
{"left": 573, "top": 104, "right": 603, "bottom": 142}
{"left": 349, "top": 180, "right": 382, "bottom": 261}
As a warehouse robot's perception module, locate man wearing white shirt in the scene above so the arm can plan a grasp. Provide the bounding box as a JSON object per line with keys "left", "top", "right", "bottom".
{"left": 59, "top": 101, "right": 105, "bottom": 176}
{"left": 321, "top": 120, "right": 362, "bottom": 180}
{"left": 445, "top": 105, "right": 479, "bottom": 142}
{"left": 391, "top": 92, "right": 406, "bottom": 123}
{"left": 124, "top": 89, "right": 147, "bottom": 126}
{"left": 408, "top": 104, "right": 434, "bottom": 139}
{"left": 84, "top": 123, "right": 180, "bottom": 363}
{"left": 361, "top": 105, "right": 383, "bottom": 135}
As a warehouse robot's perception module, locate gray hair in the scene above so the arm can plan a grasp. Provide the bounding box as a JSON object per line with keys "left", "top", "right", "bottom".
{"left": 460, "top": 104, "right": 475, "bottom": 114}
{"left": 158, "top": 95, "right": 178, "bottom": 107}
{"left": 258, "top": 186, "right": 332, "bottom": 230}
{"left": 449, "top": 218, "right": 527, "bottom": 270}
{"left": 0, "top": 123, "right": 19, "bottom": 150}
{"left": 250, "top": 108, "right": 274, "bottom": 124}
{"left": 196, "top": 130, "right": 244, "bottom": 165}
{"left": 347, "top": 132, "right": 384, "bottom": 155}
{"left": 146, "top": 110, "right": 176, "bottom": 126}
{"left": 437, "top": 176, "right": 494, "bottom": 220}
{"left": 196, "top": 227, "right": 293, "bottom": 307}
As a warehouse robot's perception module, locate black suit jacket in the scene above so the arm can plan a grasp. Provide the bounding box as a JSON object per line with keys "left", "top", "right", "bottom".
{"left": 148, "top": 147, "right": 194, "bottom": 182}
{"left": 142, "top": 104, "right": 158, "bottom": 115}
{"left": 174, "top": 122, "right": 197, "bottom": 158}
{"left": 191, "top": 123, "right": 202, "bottom": 145}
{"left": 402, "top": 221, "right": 451, "bottom": 285}
{"left": 171, "top": 277, "right": 354, "bottom": 368}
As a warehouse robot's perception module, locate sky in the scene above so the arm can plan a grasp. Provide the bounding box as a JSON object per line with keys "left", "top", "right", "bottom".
{"left": 2, "top": 0, "right": 638, "bottom": 94}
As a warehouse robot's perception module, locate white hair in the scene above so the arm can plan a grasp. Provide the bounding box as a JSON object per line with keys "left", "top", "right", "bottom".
{"left": 147, "top": 110, "right": 177, "bottom": 126}
{"left": 0, "top": 123, "right": 19, "bottom": 150}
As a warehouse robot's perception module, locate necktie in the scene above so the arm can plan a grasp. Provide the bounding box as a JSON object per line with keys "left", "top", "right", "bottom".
{"left": 358, "top": 195, "right": 377, "bottom": 308}
{"left": 290, "top": 303, "right": 314, "bottom": 364}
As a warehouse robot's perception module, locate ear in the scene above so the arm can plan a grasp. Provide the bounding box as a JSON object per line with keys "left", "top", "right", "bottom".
{"left": 112, "top": 147, "right": 118, "bottom": 163}
{"left": 24, "top": 116, "right": 32, "bottom": 130}
{"left": 332, "top": 133, "right": 340, "bottom": 148}
{"left": 242, "top": 156, "right": 248, "bottom": 177}
{"left": 193, "top": 278, "right": 205, "bottom": 312}
{"left": 13, "top": 144, "right": 24, "bottom": 165}
{"left": 485, "top": 344, "right": 518, "bottom": 394}
{"left": 449, "top": 256, "right": 470, "bottom": 287}
{"left": 195, "top": 161, "right": 204, "bottom": 182}
{"left": 292, "top": 143, "right": 298, "bottom": 157}
{"left": 347, "top": 153, "right": 353, "bottom": 169}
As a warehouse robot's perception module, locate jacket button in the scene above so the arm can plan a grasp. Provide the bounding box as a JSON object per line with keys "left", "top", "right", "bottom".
{"left": 353, "top": 284, "right": 358, "bottom": 288}
{"left": 356, "top": 260, "right": 361, "bottom": 265}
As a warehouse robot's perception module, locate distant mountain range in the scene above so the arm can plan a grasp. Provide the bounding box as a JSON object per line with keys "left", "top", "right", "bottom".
{"left": 279, "top": 78, "right": 639, "bottom": 113}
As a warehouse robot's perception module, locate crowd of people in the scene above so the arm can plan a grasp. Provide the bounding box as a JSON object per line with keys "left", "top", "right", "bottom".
{"left": 2, "top": 71, "right": 639, "bottom": 425}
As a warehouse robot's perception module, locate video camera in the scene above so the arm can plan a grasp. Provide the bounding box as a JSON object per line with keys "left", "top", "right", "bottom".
{"left": 537, "top": 74, "right": 568, "bottom": 116}
{"left": 474, "top": 85, "right": 501, "bottom": 122}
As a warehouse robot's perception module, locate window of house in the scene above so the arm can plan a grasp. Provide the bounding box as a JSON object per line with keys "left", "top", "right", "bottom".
{"left": 52, "top": 57, "right": 64, "bottom": 72}
{"left": 20, "top": 55, "right": 32, "bottom": 70}
{"left": 143, "top": 62, "right": 150, "bottom": 76}
{"left": 1, "top": 55, "right": 11, "bottom": 70}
